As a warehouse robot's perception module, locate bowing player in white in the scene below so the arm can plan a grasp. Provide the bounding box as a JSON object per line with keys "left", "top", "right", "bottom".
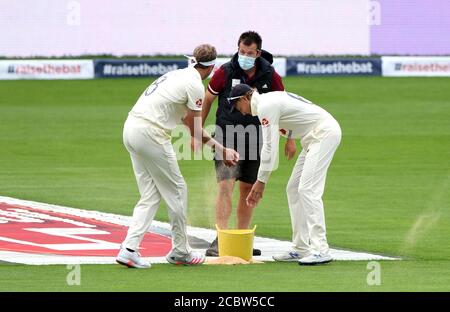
{"left": 229, "top": 84, "right": 341, "bottom": 265}
{"left": 116, "top": 44, "right": 239, "bottom": 268}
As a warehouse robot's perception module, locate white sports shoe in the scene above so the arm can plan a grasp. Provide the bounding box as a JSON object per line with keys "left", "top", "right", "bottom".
{"left": 166, "top": 250, "right": 205, "bottom": 265}
{"left": 298, "top": 253, "right": 333, "bottom": 266}
{"left": 116, "top": 247, "right": 151, "bottom": 269}
{"left": 273, "top": 250, "right": 309, "bottom": 262}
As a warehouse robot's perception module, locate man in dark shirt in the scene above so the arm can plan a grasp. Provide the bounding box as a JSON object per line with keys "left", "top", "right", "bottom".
{"left": 200, "top": 31, "right": 296, "bottom": 256}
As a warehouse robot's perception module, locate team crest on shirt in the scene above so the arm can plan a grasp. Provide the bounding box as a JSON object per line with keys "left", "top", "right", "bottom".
{"left": 279, "top": 128, "right": 291, "bottom": 138}
{"left": 195, "top": 99, "right": 203, "bottom": 108}
{"left": 261, "top": 118, "right": 270, "bottom": 126}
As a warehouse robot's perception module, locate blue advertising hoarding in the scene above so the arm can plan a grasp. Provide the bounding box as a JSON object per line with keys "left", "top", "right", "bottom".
{"left": 94, "top": 59, "right": 187, "bottom": 78}
{"left": 286, "top": 58, "right": 382, "bottom": 76}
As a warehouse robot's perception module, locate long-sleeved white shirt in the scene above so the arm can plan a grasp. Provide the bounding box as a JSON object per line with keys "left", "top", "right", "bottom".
{"left": 251, "top": 91, "right": 333, "bottom": 183}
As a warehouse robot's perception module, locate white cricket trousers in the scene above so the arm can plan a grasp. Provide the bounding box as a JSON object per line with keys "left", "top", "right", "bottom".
{"left": 286, "top": 116, "right": 341, "bottom": 256}
{"left": 121, "top": 116, "right": 190, "bottom": 255}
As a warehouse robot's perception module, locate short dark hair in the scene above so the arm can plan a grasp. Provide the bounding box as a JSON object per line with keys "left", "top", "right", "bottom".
{"left": 238, "top": 31, "right": 262, "bottom": 51}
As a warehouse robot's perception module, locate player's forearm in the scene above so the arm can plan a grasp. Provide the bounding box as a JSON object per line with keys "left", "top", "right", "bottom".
{"left": 201, "top": 130, "right": 223, "bottom": 152}
{"left": 185, "top": 108, "right": 224, "bottom": 152}
{"left": 257, "top": 150, "right": 273, "bottom": 184}
{"left": 258, "top": 141, "right": 274, "bottom": 183}
{"left": 184, "top": 114, "right": 200, "bottom": 138}
{"left": 201, "top": 103, "right": 212, "bottom": 126}
{"left": 258, "top": 127, "right": 280, "bottom": 183}
{"left": 201, "top": 91, "right": 216, "bottom": 126}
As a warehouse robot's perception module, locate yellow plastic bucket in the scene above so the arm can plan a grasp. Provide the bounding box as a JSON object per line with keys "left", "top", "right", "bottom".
{"left": 216, "top": 224, "right": 257, "bottom": 261}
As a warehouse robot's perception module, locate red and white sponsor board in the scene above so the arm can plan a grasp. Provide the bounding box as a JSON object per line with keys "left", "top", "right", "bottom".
{"left": 0, "top": 60, "right": 94, "bottom": 80}
{"left": 0, "top": 200, "right": 171, "bottom": 260}
{"left": 382, "top": 56, "right": 450, "bottom": 77}
{"left": 0, "top": 196, "right": 399, "bottom": 265}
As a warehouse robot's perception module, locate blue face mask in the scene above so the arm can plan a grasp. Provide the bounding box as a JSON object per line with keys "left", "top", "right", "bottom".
{"left": 238, "top": 54, "right": 256, "bottom": 70}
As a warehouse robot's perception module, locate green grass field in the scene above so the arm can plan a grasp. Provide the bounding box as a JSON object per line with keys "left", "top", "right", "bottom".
{"left": 0, "top": 76, "right": 449, "bottom": 291}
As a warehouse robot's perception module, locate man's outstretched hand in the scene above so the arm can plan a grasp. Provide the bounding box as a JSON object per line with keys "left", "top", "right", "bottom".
{"left": 246, "top": 181, "right": 266, "bottom": 208}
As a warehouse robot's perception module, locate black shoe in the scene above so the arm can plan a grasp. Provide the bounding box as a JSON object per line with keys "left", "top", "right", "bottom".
{"left": 253, "top": 248, "right": 262, "bottom": 256}
{"left": 205, "top": 237, "right": 219, "bottom": 257}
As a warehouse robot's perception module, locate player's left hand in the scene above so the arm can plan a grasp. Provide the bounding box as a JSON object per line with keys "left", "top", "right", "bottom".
{"left": 246, "top": 181, "right": 265, "bottom": 208}
{"left": 285, "top": 138, "right": 297, "bottom": 160}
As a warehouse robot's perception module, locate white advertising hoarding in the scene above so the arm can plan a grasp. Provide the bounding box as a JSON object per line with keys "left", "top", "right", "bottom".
{"left": 0, "top": 60, "right": 94, "bottom": 80}
{"left": 382, "top": 57, "right": 450, "bottom": 77}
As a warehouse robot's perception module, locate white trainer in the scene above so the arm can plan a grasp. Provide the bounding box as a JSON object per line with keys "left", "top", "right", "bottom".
{"left": 166, "top": 250, "right": 205, "bottom": 265}
{"left": 298, "top": 253, "right": 333, "bottom": 266}
{"left": 273, "top": 250, "right": 309, "bottom": 262}
{"left": 116, "top": 247, "right": 151, "bottom": 269}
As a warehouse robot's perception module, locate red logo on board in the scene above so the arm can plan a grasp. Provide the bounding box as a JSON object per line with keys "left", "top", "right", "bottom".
{"left": 261, "top": 118, "right": 269, "bottom": 126}
{"left": 0, "top": 203, "right": 171, "bottom": 257}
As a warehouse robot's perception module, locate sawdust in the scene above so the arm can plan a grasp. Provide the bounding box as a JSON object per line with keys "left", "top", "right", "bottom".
{"left": 205, "top": 256, "right": 264, "bottom": 265}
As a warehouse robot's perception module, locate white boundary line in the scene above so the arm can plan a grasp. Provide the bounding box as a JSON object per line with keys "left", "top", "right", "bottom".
{"left": 0, "top": 196, "right": 400, "bottom": 265}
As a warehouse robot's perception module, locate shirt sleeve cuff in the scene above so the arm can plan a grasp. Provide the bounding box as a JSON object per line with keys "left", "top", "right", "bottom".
{"left": 257, "top": 170, "right": 271, "bottom": 184}
{"left": 208, "top": 84, "right": 219, "bottom": 95}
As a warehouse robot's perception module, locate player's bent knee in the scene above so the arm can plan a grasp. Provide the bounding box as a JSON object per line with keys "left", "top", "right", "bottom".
{"left": 297, "top": 185, "right": 314, "bottom": 197}
{"left": 180, "top": 181, "right": 188, "bottom": 192}
{"left": 286, "top": 179, "right": 299, "bottom": 195}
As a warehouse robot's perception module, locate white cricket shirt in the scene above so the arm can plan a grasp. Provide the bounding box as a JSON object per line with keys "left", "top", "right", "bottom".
{"left": 250, "top": 91, "right": 334, "bottom": 183}
{"left": 129, "top": 67, "right": 204, "bottom": 134}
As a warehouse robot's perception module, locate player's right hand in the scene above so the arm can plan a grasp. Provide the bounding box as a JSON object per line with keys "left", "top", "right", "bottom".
{"left": 284, "top": 138, "right": 297, "bottom": 160}
{"left": 246, "top": 181, "right": 265, "bottom": 208}
{"left": 223, "top": 148, "right": 239, "bottom": 167}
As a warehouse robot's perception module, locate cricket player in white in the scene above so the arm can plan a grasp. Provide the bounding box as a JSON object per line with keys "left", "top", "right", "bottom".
{"left": 116, "top": 45, "right": 239, "bottom": 268}
{"left": 230, "top": 84, "right": 341, "bottom": 265}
